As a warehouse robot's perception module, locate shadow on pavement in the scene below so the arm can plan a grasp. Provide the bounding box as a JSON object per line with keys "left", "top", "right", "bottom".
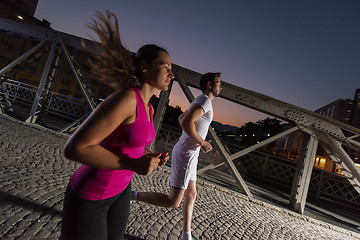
{"left": 123, "top": 233, "right": 145, "bottom": 240}
{"left": 0, "top": 191, "right": 62, "bottom": 217}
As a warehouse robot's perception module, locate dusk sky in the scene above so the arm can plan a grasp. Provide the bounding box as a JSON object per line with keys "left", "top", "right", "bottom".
{"left": 34, "top": 1, "right": 360, "bottom": 127}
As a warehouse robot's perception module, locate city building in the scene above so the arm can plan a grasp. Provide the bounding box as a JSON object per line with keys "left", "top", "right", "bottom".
{"left": 0, "top": 0, "right": 49, "bottom": 27}
{"left": 315, "top": 89, "right": 360, "bottom": 129}
{"left": 315, "top": 89, "right": 360, "bottom": 168}
{"left": 349, "top": 89, "right": 360, "bottom": 129}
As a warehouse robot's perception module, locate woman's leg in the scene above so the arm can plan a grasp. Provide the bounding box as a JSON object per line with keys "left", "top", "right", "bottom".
{"left": 61, "top": 184, "right": 108, "bottom": 240}
{"left": 107, "top": 183, "right": 132, "bottom": 240}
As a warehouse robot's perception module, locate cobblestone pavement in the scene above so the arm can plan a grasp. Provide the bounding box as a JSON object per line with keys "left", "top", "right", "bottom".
{"left": 1, "top": 115, "right": 360, "bottom": 240}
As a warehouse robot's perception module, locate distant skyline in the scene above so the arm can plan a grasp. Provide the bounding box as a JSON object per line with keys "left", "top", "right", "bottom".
{"left": 34, "top": 0, "right": 360, "bottom": 127}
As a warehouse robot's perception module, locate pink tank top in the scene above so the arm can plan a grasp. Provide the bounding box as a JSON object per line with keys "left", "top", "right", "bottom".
{"left": 70, "top": 87, "right": 155, "bottom": 200}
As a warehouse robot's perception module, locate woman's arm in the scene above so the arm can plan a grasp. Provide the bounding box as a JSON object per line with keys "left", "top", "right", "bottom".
{"left": 63, "top": 89, "right": 160, "bottom": 174}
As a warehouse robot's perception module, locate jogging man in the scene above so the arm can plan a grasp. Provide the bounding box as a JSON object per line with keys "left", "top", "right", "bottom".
{"left": 131, "top": 72, "right": 222, "bottom": 240}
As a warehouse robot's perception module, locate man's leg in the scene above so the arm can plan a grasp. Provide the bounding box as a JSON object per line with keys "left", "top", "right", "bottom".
{"left": 183, "top": 180, "right": 197, "bottom": 232}
{"left": 137, "top": 186, "right": 185, "bottom": 208}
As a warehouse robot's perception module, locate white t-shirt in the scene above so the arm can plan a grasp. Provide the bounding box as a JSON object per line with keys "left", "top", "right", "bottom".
{"left": 178, "top": 94, "right": 213, "bottom": 150}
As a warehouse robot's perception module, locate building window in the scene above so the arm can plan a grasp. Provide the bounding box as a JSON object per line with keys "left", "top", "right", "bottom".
{"left": 326, "top": 107, "right": 330, "bottom": 117}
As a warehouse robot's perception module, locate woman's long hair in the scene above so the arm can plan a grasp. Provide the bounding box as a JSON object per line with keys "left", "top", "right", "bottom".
{"left": 85, "top": 10, "right": 169, "bottom": 89}
{"left": 86, "top": 10, "right": 134, "bottom": 89}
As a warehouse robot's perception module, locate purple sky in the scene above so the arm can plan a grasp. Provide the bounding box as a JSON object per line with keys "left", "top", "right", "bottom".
{"left": 34, "top": 0, "right": 360, "bottom": 127}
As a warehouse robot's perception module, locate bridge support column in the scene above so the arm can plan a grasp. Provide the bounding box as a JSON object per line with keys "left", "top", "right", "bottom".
{"left": 149, "top": 80, "right": 173, "bottom": 152}
{"left": 290, "top": 133, "right": 318, "bottom": 214}
{"left": 27, "top": 41, "right": 57, "bottom": 124}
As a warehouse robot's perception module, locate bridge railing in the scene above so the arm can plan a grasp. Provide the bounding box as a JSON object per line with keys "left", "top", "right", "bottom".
{"left": 2, "top": 79, "right": 90, "bottom": 120}
{"left": 155, "top": 124, "right": 360, "bottom": 210}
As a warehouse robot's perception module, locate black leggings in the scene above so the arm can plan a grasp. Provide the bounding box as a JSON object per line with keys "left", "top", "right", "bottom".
{"left": 61, "top": 182, "right": 131, "bottom": 240}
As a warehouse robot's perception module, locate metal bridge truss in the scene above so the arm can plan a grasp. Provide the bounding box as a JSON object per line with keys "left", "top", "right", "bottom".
{"left": 155, "top": 124, "right": 360, "bottom": 210}
{"left": 1, "top": 18, "right": 359, "bottom": 214}
{"left": 0, "top": 18, "right": 97, "bottom": 127}
{"left": 2, "top": 79, "right": 89, "bottom": 121}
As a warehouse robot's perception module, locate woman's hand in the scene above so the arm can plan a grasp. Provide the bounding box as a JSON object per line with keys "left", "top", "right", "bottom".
{"left": 133, "top": 153, "right": 162, "bottom": 175}
{"left": 158, "top": 152, "right": 169, "bottom": 167}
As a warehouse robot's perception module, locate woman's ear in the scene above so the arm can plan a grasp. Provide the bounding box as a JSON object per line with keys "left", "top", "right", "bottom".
{"left": 140, "top": 60, "right": 149, "bottom": 73}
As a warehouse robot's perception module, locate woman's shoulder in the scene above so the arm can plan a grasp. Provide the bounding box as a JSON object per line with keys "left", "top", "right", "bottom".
{"left": 111, "top": 87, "right": 137, "bottom": 101}
{"left": 100, "top": 88, "right": 137, "bottom": 112}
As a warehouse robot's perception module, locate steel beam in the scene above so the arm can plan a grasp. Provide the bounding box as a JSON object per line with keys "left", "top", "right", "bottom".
{"left": 314, "top": 130, "right": 360, "bottom": 193}
{"left": 0, "top": 18, "right": 95, "bottom": 52}
{"left": 197, "top": 126, "right": 299, "bottom": 174}
{"left": 60, "top": 113, "right": 90, "bottom": 134}
{"left": 59, "top": 37, "right": 97, "bottom": 111}
{"left": 290, "top": 134, "right": 318, "bottom": 214}
{"left": 149, "top": 80, "right": 174, "bottom": 152}
{"left": 172, "top": 65, "right": 360, "bottom": 200}
{"left": 229, "top": 126, "right": 299, "bottom": 161}
{"left": 171, "top": 65, "right": 360, "bottom": 152}
{"left": 0, "top": 39, "right": 47, "bottom": 77}
{"left": 26, "top": 41, "right": 57, "bottom": 123}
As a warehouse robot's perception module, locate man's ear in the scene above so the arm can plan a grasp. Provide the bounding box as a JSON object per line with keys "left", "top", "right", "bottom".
{"left": 207, "top": 81, "right": 212, "bottom": 90}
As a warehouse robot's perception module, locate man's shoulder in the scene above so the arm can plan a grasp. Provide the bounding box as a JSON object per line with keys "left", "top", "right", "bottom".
{"left": 192, "top": 94, "right": 212, "bottom": 112}
{"left": 194, "top": 94, "right": 210, "bottom": 104}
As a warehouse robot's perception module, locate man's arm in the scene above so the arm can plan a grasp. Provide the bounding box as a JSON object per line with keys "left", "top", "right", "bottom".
{"left": 179, "top": 103, "right": 212, "bottom": 152}
{"left": 178, "top": 110, "right": 187, "bottom": 123}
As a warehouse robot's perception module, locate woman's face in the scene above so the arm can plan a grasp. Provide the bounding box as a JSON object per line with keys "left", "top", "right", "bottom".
{"left": 145, "top": 51, "right": 174, "bottom": 91}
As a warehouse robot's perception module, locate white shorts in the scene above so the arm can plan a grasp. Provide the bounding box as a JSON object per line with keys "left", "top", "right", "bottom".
{"left": 170, "top": 143, "right": 200, "bottom": 190}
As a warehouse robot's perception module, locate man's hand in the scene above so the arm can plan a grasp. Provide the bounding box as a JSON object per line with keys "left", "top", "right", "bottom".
{"left": 133, "top": 153, "right": 161, "bottom": 175}
{"left": 200, "top": 141, "right": 212, "bottom": 153}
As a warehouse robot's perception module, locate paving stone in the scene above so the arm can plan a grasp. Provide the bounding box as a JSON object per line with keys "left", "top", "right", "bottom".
{"left": 16, "top": 236, "right": 32, "bottom": 240}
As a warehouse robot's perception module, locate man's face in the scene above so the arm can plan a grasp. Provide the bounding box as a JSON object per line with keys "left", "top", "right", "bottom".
{"left": 211, "top": 77, "right": 222, "bottom": 97}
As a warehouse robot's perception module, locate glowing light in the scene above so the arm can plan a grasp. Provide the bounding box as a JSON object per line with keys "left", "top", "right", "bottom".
{"left": 17, "top": 15, "right": 24, "bottom": 20}
{"left": 314, "top": 157, "right": 326, "bottom": 169}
